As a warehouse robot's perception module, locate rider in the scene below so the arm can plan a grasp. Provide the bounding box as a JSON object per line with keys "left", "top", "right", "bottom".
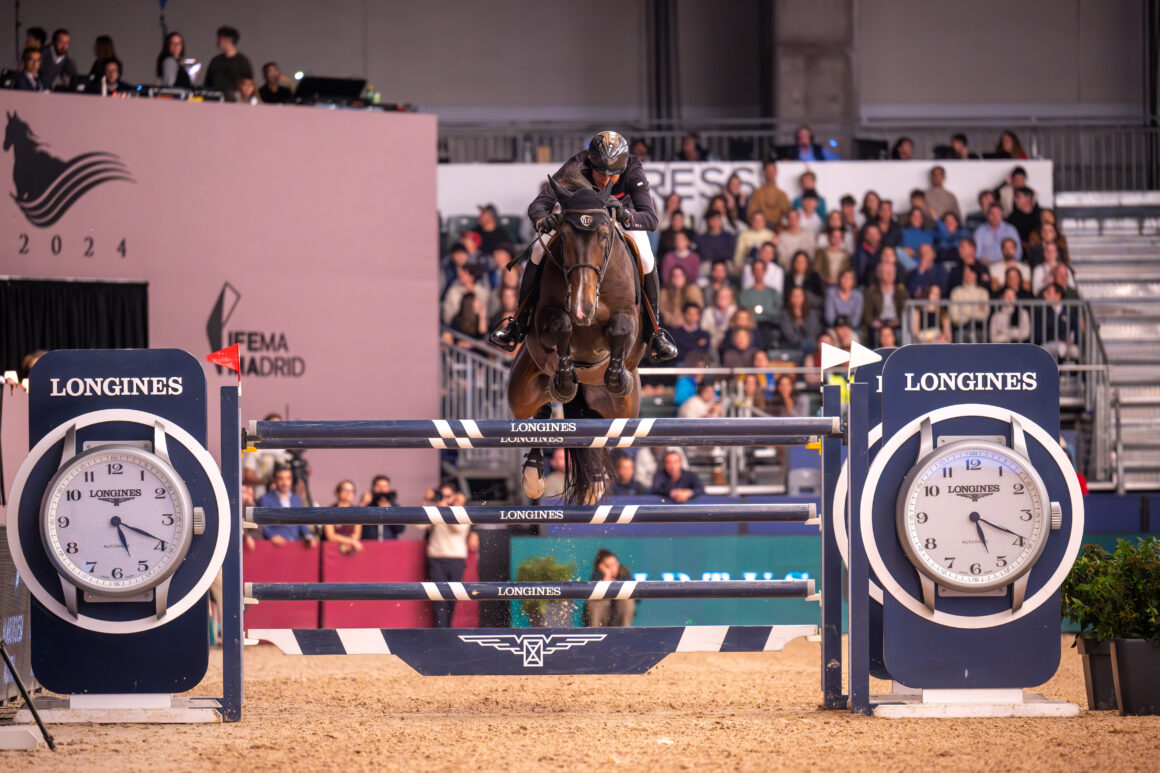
{"left": 488, "top": 131, "right": 679, "bottom": 362}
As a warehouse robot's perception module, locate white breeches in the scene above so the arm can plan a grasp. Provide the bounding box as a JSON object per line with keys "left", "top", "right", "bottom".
{"left": 529, "top": 229, "right": 656, "bottom": 273}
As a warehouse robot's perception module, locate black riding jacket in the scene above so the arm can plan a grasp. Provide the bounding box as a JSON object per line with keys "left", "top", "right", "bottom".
{"left": 528, "top": 151, "right": 658, "bottom": 231}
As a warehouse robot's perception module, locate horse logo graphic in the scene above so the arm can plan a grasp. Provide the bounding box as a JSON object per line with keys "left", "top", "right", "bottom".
{"left": 458, "top": 633, "right": 607, "bottom": 667}
{"left": 4, "top": 111, "right": 134, "bottom": 228}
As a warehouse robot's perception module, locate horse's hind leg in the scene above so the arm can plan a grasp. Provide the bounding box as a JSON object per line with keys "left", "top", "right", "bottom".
{"left": 603, "top": 311, "right": 635, "bottom": 397}
{"left": 544, "top": 309, "right": 578, "bottom": 403}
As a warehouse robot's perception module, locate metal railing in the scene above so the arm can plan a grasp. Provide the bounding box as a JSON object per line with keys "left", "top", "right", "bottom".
{"left": 438, "top": 117, "right": 1160, "bottom": 192}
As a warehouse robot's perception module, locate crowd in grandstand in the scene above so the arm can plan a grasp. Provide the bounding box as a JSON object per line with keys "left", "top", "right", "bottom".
{"left": 8, "top": 24, "right": 292, "bottom": 102}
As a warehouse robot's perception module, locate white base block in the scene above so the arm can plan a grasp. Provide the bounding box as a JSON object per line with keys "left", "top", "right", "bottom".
{"left": 14, "top": 695, "right": 221, "bottom": 724}
{"left": 0, "top": 726, "right": 46, "bottom": 750}
{"left": 872, "top": 690, "right": 1081, "bottom": 718}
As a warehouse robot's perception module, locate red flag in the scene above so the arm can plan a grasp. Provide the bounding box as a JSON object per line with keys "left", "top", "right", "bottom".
{"left": 207, "top": 344, "right": 241, "bottom": 382}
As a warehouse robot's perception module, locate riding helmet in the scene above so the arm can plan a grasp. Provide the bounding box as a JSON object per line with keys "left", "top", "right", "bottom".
{"left": 586, "top": 131, "right": 630, "bottom": 175}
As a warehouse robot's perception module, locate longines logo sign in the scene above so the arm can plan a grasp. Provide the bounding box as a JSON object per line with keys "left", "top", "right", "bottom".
{"left": 5, "top": 111, "right": 134, "bottom": 228}
{"left": 49, "top": 377, "right": 184, "bottom": 397}
{"left": 902, "top": 371, "right": 1038, "bottom": 392}
{"left": 207, "top": 282, "right": 307, "bottom": 377}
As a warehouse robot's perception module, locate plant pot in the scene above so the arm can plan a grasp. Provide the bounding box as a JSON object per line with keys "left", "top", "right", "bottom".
{"left": 524, "top": 600, "right": 575, "bottom": 628}
{"left": 1111, "top": 638, "right": 1160, "bottom": 716}
{"left": 1076, "top": 636, "right": 1118, "bottom": 711}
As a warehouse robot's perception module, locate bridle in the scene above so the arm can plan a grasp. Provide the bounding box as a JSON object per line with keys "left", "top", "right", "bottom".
{"left": 538, "top": 208, "right": 619, "bottom": 316}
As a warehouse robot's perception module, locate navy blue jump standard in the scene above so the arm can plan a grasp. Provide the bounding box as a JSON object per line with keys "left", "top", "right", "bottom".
{"left": 245, "top": 579, "right": 816, "bottom": 602}
{"left": 247, "top": 502, "right": 818, "bottom": 526}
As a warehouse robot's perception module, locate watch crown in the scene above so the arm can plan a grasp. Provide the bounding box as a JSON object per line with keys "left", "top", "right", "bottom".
{"left": 193, "top": 507, "right": 206, "bottom": 536}
{"left": 1050, "top": 502, "right": 1063, "bottom": 530}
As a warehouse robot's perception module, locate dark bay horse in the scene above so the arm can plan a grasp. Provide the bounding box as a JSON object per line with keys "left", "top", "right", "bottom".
{"left": 509, "top": 174, "right": 647, "bottom": 503}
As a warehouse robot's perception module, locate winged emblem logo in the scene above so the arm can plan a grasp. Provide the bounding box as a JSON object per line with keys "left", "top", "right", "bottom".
{"left": 458, "top": 633, "right": 607, "bottom": 667}
{"left": 96, "top": 495, "right": 135, "bottom": 506}
{"left": 953, "top": 491, "right": 995, "bottom": 503}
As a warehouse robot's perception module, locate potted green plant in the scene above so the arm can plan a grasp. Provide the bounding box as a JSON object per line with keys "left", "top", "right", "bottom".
{"left": 514, "top": 555, "right": 577, "bottom": 627}
{"left": 1061, "top": 543, "right": 1119, "bottom": 710}
{"left": 1061, "top": 539, "right": 1160, "bottom": 715}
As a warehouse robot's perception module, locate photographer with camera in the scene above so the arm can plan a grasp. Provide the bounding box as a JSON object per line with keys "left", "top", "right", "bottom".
{"left": 416, "top": 481, "right": 478, "bottom": 628}
{"left": 358, "top": 475, "right": 403, "bottom": 540}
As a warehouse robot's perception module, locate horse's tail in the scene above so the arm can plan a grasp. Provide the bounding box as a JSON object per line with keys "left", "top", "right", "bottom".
{"left": 561, "top": 390, "right": 612, "bottom": 505}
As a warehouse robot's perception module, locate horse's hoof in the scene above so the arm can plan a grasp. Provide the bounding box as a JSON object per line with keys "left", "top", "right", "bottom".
{"left": 603, "top": 364, "right": 631, "bottom": 397}
{"left": 549, "top": 370, "right": 578, "bottom": 403}
{"left": 522, "top": 466, "right": 546, "bottom": 499}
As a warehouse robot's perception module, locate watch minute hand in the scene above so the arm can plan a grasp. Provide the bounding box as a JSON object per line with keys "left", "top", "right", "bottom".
{"left": 121, "top": 522, "right": 165, "bottom": 543}
{"left": 976, "top": 516, "right": 1022, "bottom": 537}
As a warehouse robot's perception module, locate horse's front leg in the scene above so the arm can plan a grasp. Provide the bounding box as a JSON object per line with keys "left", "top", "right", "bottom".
{"left": 544, "top": 309, "right": 578, "bottom": 403}
{"left": 603, "top": 310, "right": 634, "bottom": 397}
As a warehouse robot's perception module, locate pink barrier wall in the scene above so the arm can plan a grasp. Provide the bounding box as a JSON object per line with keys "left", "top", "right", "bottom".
{"left": 1, "top": 92, "right": 439, "bottom": 505}
{"left": 241, "top": 541, "right": 322, "bottom": 630}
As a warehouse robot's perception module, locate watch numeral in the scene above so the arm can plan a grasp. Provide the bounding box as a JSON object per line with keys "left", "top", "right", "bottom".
{"left": 915, "top": 512, "right": 928, "bottom": 524}
{"left": 107, "top": 463, "right": 123, "bottom": 475}
{"left": 944, "top": 557, "right": 955, "bottom": 568}
{"left": 942, "top": 467, "right": 953, "bottom": 478}
{"left": 111, "top": 567, "right": 123, "bottom": 579}
{"left": 153, "top": 541, "right": 168, "bottom": 551}
{"left": 137, "top": 561, "right": 149, "bottom": 572}
{"left": 65, "top": 542, "right": 78, "bottom": 554}
{"left": 924, "top": 537, "right": 937, "bottom": 549}
{"left": 161, "top": 514, "right": 174, "bottom": 526}
{"left": 1013, "top": 482, "right": 1025, "bottom": 494}
{"left": 66, "top": 490, "right": 80, "bottom": 501}
{"left": 83, "top": 471, "right": 95, "bottom": 482}
{"left": 85, "top": 561, "right": 96, "bottom": 572}
{"left": 970, "top": 563, "right": 982, "bottom": 575}
{"left": 996, "top": 555, "right": 1008, "bottom": 567}
{"left": 57, "top": 516, "right": 69, "bottom": 528}
{"left": 155, "top": 487, "right": 166, "bottom": 499}
{"left": 1012, "top": 535, "right": 1026, "bottom": 547}
{"left": 965, "top": 458, "right": 981, "bottom": 471}
{"left": 924, "top": 485, "right": 940, "bottom": 497}
{"left": 1020, "top": 509, "right": 1033, "bottom": 521}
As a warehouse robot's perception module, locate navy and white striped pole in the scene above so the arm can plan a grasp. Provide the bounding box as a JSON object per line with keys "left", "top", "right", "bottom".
{"left": 253, "top": 434, "right": 817, "bottom": 450}
{"left": 246, "top": 579, "right": 817, "bottom": 602}
{"left": 248, "top": 502, "right": 818, "bottom": 526}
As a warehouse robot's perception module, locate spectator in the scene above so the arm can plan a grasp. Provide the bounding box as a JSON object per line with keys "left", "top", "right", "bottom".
{"left": 948, "top": 265, "right": 990, "bottom": 342}
{"left": 995, "top": 265, "right": 1032, "bottom": 301}
{"left": 825, "top": 268, "right": 864, "bottom": 327}
{"left": 815, "top": 210, "right": 842, "bottom": 248}
{"left": 661, "top": 231, "right": 701, "bottom": 284}
{"left": 671, "top": 302, "right": 712, "bottom": 362}
{"left": 586, "top": 549, "right": 636, "bottom": 626}
{"left": 862, "top": 260, "right": 908, "bottom": 346}
{"left": 924, "top": 165, "right": 962, "bottom": 221}
{"left": 830, "top": 315, "right": 859, "bottom": 349}
{"left": 995, "top": 130, "right": 1028, "bottom": 159}
{"left": 419, "top": 482, "right": 478, "bottom": 628}
{"left": 701, "top": 285, "right": 738, "bottom": 354}
{"left": 859, "top": 191, "right": 881, "bottom": 225}
{"left": 86, "top": 57, "right": 132, "bottom": 96}
{"left": 658, "top": 192, "right": 683, "bottom": 231}
{"left": 909, "top": 189, "right": 937, "bottom": 230}
{"left": 738, "top": 373, "right": 768, "bottom": 414}
{"left": 155, "top": 32, "right": 192, "bottom": 89}
{"left": 442, "top": 264, "right": 490, "bottom": 325}
{"left": 675, "top": 133, "right": 714, "bottom": 161}
{"left": 1034, "top": 284, "right": 1080, "bottom": 362}
{"left": 15, "top": 48, "right": 43, "bottom": 91}
{"left": 359, "top": 475, "right": 402, "bottom": 541}
{"left": 630, "top": 138, "right": 651, "bottom": 160}
{"left": 997, "top": 166, "right": 1033, "bottom": 216}
{"left": 475, "top": 204, "right": 513, "bottom": 257}
{"left": 990, "top": 238, "right": 1030, "bottom": 292}
{"left": 1032, "top": 243, "right": 1076, "bottom": 296}
{"left": 739, "top": 259, "right": 782, "bottom": 339}
{"left": 784, "top": 250, "right": 825, "bottom": 308}
{"left": 659, "top": 211, "right": 697, "bottom": 256}
{"left": 989, "top": 287, "right": 1032, "bottom": 343}
{"left": 748, "top": 160, "right": 791, "bottom": 225}
{"left": 238, "top": 76, "right": 260, "bottom": 104}
{"left": 947, "top": 237, "right": 993, "bottom": 291}
{"left": 241, "top": 484, "right": 258, "bottom": 550}
{"left": 1052, "top": 263, "right": 1081, "bottom": 301}
{"left": 769, "top": 374, "right": 808, "bottom": 417}
{"left": 489, "top": 285, "right": 519, "bottom": 333}
{"left": 816, "top": 228, "right": 852, "bottom": 288}
{"left": 852, "top": 224, "right": 883, "bottom": 285}
{"left": 609, "top": 455, "right": 647, "bottom": 496}
{"left": 797, "top": 191, "right": 824, "bottom": 239}
{"left": 974, "top": 204, "right": 1023, "bottom": 264}
{"left": 839, "top": 195, "right": 860, "bottom": 238}
{"left": 950, "top": 133, "right": 980, "bottom": 160}
{"left": 699, "top": 260, "right": 735, "bottom": 310}
{"left": 721, "top": 326, "right": 761, "bottom": 368}
{"left": 1006, "top": 187, "right": 1042, "bottom": 245}
{"left": 966, "top": 189, "right": 996, "bottom": 230}
{"left": 912, "top": 284, "right": 951, "bottom": 343}
{"left": 776, "top": 210, "right": 816, "bottom": 270}
{"left": 873, "top": 199, "right": 903, "bottom": 249}
{"left": 23, "top": 27, "right": 46, "bottom": 51}
{"left": 441, "top": 243, "right": 474, "bottom": 296}
{"left": 741, "top": 242, "right": 785, "bottom": 291}
{"left": 40, "top": 29, "right": 77, "bottom": 90}
{"left": 935, "top": 212, "right": 970, "bottom": 258}
{"left": 721, "top": 173, "right": 751, "bottom": 226}
{"left": 779, "top": 286, "right": 823, "bottom": 357}
{"left": 900, "top": 207, "right": 936, "bottom": 264}
{"left": 540, "top": 449, "right": 567, "bottom": 500}
{"left": 323, "top": 481, "right": 363, "bottom": 555}
{"left": 679, "top": 379, "right": 724, "bottom": 419}
{"left": 697, "top": 211, "right": 737, "bottom": 266}
{"left": 449, "top": 292, "right": 487, "bottom": 340}
{"left": 659, "top": 265, "right": 704, "bottom": 327}
{"left": 1027, "top": 219, "right": 1069, "bottom": 268}
{"left": 482, "top": 244, "right": 513, "bottom": 295}
{"left": 242, "top": 412, "right": 292, "bottom": 498}
{"left": 651, "top": 449, "right": 705, "bottom": 502}
{"left": 907, "top": 244, "right": 948, "bottom": 298}
{"left": 732, "top": 212, "right": 776, "bottom": 270}
{"left": 258, "top": 465, "right": 318, "bottom": 546}
{"left": 878, "top": 325, "right": 898, "bottom": 348}
{"left": 792, "top": 124, "right": 838, "bottom": 161}
{"left": 674, "top": 351, "right": 712, "bottom": 405}
{"left": 890, "top": 136, "right": 915, "bottom": 160}
{"left": 87, "top": 35, "right": 117, "bottom": 83}
{"left": 803, "top": 332, "right": 835, "bottom": 389}
{"left": 203, "top": 25, "right": 253, "bottom": 100}
{"left": 259, "top": 61, "right": 293, "bottom": 103}
{"left": 792, "top": 170, "right": 828, "bottom": 216}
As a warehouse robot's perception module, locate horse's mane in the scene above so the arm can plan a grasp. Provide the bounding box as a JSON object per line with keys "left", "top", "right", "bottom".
{"left": 556, "top": 165, "right": 597, "bottom": 195}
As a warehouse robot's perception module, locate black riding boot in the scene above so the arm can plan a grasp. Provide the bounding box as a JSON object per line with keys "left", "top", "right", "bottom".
{"left": 643, "top": 267, "right": 679, "bottom": 362}
{"left": 489, "top": 259, "right": 539, "bottom": 351}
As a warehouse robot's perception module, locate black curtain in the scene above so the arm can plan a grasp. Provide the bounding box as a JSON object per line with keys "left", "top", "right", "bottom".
{"left": 0, "top": 279, "right": 148, "bottom": 376}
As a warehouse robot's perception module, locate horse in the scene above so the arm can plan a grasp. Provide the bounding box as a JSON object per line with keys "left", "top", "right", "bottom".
{"left": 4, "top": 110, "right": 133, "bottom": 227}
{"left": 507, "top": 172, "right": 647, "bottom": 504}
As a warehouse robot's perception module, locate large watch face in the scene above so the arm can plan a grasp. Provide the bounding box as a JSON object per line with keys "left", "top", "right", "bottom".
{"left": 41, "top": 446, "right": 192, "bottom": 595}
{"left": 896, "top": 440, "right": 1048, "bottom": 592}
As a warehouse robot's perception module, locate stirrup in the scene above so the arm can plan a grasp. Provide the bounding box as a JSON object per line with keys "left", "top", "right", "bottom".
{"left": 488, "top": 316, "right": 522, "bottom": 352}
{"left": 647, "top": 330, "right": 679, "bottom": 363}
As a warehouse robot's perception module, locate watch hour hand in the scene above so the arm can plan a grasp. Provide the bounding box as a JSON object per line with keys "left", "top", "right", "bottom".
{"left": 973, "top": 520, "right": 988, "bottom": 552}
{"left": 114, "top": 524, "right": 132, "bottom": 556}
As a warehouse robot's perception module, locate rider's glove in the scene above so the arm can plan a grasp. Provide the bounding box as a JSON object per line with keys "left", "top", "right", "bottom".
{"left": 536, "top": 213, "right": 560, "bottom": 233}
{"left": 605, "top": 197, "right": 633, "bottom": 228}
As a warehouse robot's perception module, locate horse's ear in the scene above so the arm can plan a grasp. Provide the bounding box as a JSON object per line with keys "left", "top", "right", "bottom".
{"left": 547, "top": 175, "right": 570, "bottom": 203}
{"left": 597, "top": 176, "right": 614, "bottom": 199}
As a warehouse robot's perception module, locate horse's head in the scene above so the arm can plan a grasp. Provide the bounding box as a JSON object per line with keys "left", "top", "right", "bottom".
{"left": 3, "top": 111, "right": 32, "bottom": 152}
{"left": 548, "top": 174, "right": 617, "bottom": 326}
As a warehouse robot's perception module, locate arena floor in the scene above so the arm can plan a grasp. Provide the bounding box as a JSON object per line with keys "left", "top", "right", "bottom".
{"left": 4, "top": 636, "right": 1159, "bottom": 772}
